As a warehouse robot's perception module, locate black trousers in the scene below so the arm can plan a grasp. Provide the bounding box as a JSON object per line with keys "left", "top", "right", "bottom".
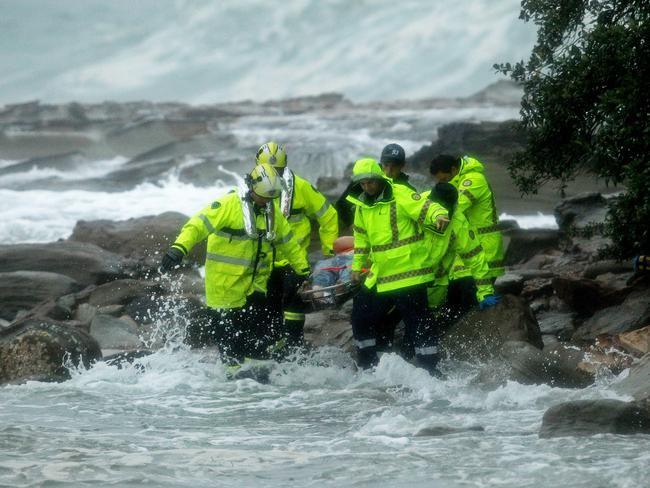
{"left": 443, "top": 277, "right": 478, "bottom": 325}
{"left": 185, "top": 292, "right": 279, "bottom": 362}
{"left": 351, "top": 284, "right": 441, "bottom": 372}
{"left": 266, "top": 265, "right": 306, "bottom": 346}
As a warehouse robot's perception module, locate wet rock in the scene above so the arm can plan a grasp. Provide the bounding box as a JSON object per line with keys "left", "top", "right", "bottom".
{"left": 505, "top": 229, "right": 560, "bottom": 266}
{"left": 414, "top": 425, "right": 485, "bottom": 437}
{"left": 0, "top": 318, "right": 102, "bottom": 384}
{"left": 0, "top": 241, "right": 132, "bottom": 286}
{"left": 552, "top": 276, "right": 630, "bottom": 317}
{"left": 439, "top": 294, "right": 543, "bottom": 362}
{"left": 614, "top": 353, "right": 650, "bottom": 400}
{"left": 618, "top": 326, "right": 650, "bottom": 356}
{"left": 536, "top": 311, "right": 575, "bottom": 336}
{"left": 87, "top": 279, "right": 163, "bottom": 307}
{"left": 582, "top": 260, "right": 634, "bottom": 279}
{"left": 103, "top": 349, "right": 155, "bottom": 370}
{"left": 572, "top": 287, "right": 650, "bottom": 344}
{"left": 0, "top": 271, "right": 80, "bottom": 321}
{"left": 539, "top": 399, "right": 650, "bottom": 438}
{"left": 498, "top": 341, "right": 594, "bottom": 388}
{"left": 554, "top": 192, "right": 609, "bottom": 233}
{"left": 494, "top": 273, "right": 524, "bottom": 296}
{"left": 89, "top": 314, "right": 143, "bottom": 350}
{"left": 304, "top": 300, "right": 354, "bottom": 353}
{"left": 69, "top": 212, "right": 205, "bottom": 266}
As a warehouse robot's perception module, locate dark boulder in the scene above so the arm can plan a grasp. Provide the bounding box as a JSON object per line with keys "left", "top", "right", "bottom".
{"left": 439, "top": 294, "right": 543, "bottom": 362}
{"left": 87, "top": 279, "right": 163, "bottom": 307}
{"left": 552, "top": 276, "right": 630, "bottom": 317}
{"left": 0, "top": 271, "right": 80, "bottom": 321}
{"left": 505, "top": 229, "right": 560, "bottom": 266}
{"left": 539, "top": 399, "right": 650, "bottom": 438}
{"left": 572, "top": 286, "right": 650, "bottom": 344}
{"left": 0, "top": 241, "right": 132, "bottom": 286}
{"left": 69, "top": 212, "right": 205, "bottom": 266}
{"left": 0, "top": 319, "right": 102, "bottom": 384}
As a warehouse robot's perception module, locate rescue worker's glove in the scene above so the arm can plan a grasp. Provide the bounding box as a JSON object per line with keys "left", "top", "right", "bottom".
{"left": 161, "top": 247, "right": 184, "bottom": 273}
{"left": 479, "top": 294, "right": 501, "bottom": 310}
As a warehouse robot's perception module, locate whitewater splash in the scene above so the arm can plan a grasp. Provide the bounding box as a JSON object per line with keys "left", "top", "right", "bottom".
{"left": 1, "top": 0, "right": 536, "bottom": 105}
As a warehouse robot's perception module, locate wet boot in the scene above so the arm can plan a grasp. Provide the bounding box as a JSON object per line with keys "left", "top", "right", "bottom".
{"left": 416, "top": 353, "right": 445, "bottom": 379}
{"left": 356, "top": 346, "right": 379, "bottom": 370}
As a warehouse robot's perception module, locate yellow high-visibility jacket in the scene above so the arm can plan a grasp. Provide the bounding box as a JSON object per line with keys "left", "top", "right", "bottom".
{"left": 420, "top": 194, "right": 495, "bottom": 307}
{"left": 275, "top": 170, "right": 338, "bottom": 266}
{"left": 346, "top": 159, "right": 448, "bottom": 293}
{"left": 450, "top": 156, "right": 505, "bottom": 278}
{"left": 171, "top": 191, "right": 309, "bottom": 309}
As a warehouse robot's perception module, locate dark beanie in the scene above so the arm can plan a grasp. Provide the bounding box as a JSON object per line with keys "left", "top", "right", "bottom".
{"left": 380, "top": 143, "right": 406, "bottom": 165}
{"left": 429, "top": 182, "right": 458, "bottom": 212}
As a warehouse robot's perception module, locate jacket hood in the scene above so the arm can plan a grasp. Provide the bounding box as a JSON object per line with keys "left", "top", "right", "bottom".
{"left": 351, "top": 158, "right": 389, "bottom": 183}
{"left": 459, "top": 156, "right": 485, "bottom": 176}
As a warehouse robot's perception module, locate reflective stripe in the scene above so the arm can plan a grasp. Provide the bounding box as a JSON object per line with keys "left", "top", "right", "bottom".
{"left": 314, "top": 201, "right": 330, "bottom": 219}
{"left": 355, "top": 247, "right": 369, "bottom": 254}
{"left": 453, "top": 265, "right": 467, "bottom": 273}
{"left": 460, "top": 189, "right": 478, "bottom": 204}
{"left": 215, "top": 229, "right": 251, "bottom": 241}
{"left": 288, "top": 214, "right": 304, "bottom": 223}
{"left": 415, "top": 346, "right": 438, "bottom": 355}
{"left": 371, "top": 233, "right": 423, "bottom": 252}
{"left": 435, "top": 264, "right": 447, "bottom": 278}
{"left": 276, "top": 231, "right": 294, "bottom": 245}
{"left": 460, "top": 245, "right": 484, "bottom": 260}
{"left": 353, "top": 225, "right": 367, "bottom": 234}
{"left": 390, "top": 202, "right": 398, "bottom": 241}
{"left": 355, "top": 338, "right": 377, "bottom": 349}
{"left": 284, "top": 311, "right": 305, "bottom": 321}
{"left": 478, "top": 224, "right": 504, "bottom": 234}
{"left": 418, "top": 199, "right": 433, "bottom": 225}
{"left": 488, "top": 259, "right": 504, "bottom": 269}
{"left": 199, "top": 214, "right": 216, "bottom": 234}
{"left": 206, "top": 253, "right": 254, "bottom": 268}
{"left": 377, "top": 266, "right": 434, "bottom": 285}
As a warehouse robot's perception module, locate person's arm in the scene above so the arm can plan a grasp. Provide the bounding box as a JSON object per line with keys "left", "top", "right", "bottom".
{"left": 456, "top": 173, "right": 488, "bottom": 215}
{"left": 275, "top": 210, "right": 310, "bottom": 276}
{"left": 161, "top": 199, "right": 229, "bottom": 271}
{"left": 398, "top": 189, "right": 449, "bottom": 233}
{"left": 351, "top": 207, "right": 370, "bottom": 283}
{"left": 302, "top": 180, "right": 339, "bottom": 256}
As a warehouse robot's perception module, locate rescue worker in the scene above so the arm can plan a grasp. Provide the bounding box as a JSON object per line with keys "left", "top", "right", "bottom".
{"left": 429, "top": 154, "right": 505, "bottom": 280}
{"left": 429, "top": 154, "right": 505, "bottom": 315}
{"left": 255, "top": 142, "right": 338, "bottom": 347}
{"left": 160, "top": 163, "right": 310, "bottom": 361}
{"left": 336, "top": 143, "right": 416, "bottom": 229}
{"left": 346, "top": 157, "right": 449, "bottom": 375}
{"left": 379, "top": 143, "right": 417, "bottom": 191}
{"left": 423, "top": 182, "right": 499, "bottom": 326}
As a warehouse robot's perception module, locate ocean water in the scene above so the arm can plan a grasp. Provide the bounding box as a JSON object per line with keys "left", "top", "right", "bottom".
{"left": 1, "top": 344, "right": 646, "bottom": 488}
{"left": 3, "top": 3, "right": 642, "bottom": 486}
{"left": 0, "top": 0, "right": 535, "bottom": 105}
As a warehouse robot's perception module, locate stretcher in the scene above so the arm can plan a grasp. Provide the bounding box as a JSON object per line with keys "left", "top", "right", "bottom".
{"left": 298, "top": 280, "right": 360, "bottom": 313}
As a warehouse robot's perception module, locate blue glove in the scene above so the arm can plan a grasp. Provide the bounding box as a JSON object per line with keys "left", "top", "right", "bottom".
{"left": 479, "top": 294, "right": 501, "bottom": 310}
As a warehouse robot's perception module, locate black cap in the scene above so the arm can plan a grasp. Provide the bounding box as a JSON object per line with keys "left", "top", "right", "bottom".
{"left": 380, "top": 143, "right": 405, "bottom": 165}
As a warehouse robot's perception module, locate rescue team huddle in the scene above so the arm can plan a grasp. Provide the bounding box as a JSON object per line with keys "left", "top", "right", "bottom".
{"left": 160, "top": 141, "right": 504, "bottom": 377}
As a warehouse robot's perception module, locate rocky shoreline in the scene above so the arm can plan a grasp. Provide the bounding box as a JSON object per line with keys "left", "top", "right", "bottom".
{"left": 1, "top": 188, "right": 649, "bottom": 438}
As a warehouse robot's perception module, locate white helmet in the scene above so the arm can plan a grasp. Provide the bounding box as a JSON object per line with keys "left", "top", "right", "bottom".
{"left": 256, "top": 141, "right": 287, "bottom": 168}
{"left": 246, "top": 163, "right": 282, "bottom": 198}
